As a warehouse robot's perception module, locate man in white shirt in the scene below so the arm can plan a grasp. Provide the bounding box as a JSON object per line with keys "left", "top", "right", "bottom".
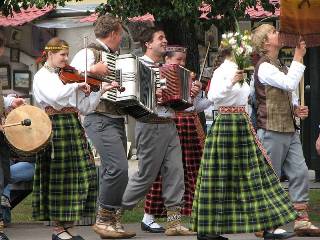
{"left": 121, "top": 27, "right": 195, "bottom": 236}
{"left": 71, "top": 15, "right": 135, "bottom": 239}
{"left": 252, "top": 24, "right": 320, "bottom": 237}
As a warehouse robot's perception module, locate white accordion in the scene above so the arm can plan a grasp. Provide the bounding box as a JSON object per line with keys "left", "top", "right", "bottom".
{"left": 100, "top": 53, "right": 158, "bottom": 120}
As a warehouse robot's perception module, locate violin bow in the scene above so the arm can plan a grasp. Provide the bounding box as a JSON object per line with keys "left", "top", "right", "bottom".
{"left": 84, "top": 36, "right": 88, "bottom": 85}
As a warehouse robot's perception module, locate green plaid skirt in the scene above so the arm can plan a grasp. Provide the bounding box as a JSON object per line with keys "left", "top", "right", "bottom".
{"left": 32, "top": 113, "right": 97, "bottom": 221}
{"left": 192, "top": 112, "right": 297, "bottom": 235}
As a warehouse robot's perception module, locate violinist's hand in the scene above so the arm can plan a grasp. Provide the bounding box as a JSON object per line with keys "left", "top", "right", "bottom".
{"left": 231, "top": 70, "right": 244, "bottom": 85}
{"left": 78, "top": 82, "right": 91, "bottom": 96}
{"left": 191, "top": 81, "right": 202, "bottom": 98}
{"left": 11, "top": 98, "right": 25, "bottom": 109}
{"left": 90, "top": 61, "right": 110, "bottom": 76}
{"left": 101, "top": 81, "right": 120, "bottom": 93}
{"left": 190, "top": 72, "right": 197, "bottom": 81}
{"left": 156, "top": 88, "right": 164, "bottom": 104}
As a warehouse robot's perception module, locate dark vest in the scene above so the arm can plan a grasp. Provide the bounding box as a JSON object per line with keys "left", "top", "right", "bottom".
{"left": 254, "top": 58, "right": 296, "bottom": 132}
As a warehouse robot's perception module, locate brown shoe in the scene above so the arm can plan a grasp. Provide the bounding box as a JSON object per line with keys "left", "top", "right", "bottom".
{"left": 294, "top": 220, "right": 320, "bottom": 237}
{"left": 254, "top": 231, "right": 263, "bottom": 238}
{"left": 114, "top": 209, "right": 136, "bottom": 238}
{"left": 165, "top": 224, "right": 196, "bottom": 236}
{"left": 93, "top": 207, "right": 136, "bottom": 239}
{"left": 93, "top": 223, "right": 135, "bottom": 239}
{"left": 165, "top": 207, "right": 196, "bottom": 236}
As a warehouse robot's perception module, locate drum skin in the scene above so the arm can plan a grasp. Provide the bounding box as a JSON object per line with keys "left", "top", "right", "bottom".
{"left": 4, "top": 105, "right": 52, "bottom": 155}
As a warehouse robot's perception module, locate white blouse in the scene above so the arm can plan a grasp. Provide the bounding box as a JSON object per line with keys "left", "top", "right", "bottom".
{"left": 33, "top": 66, "right": 102, "bottom": 115}
{"left": 208, "top": 59, "right": 250, "bottom": 108}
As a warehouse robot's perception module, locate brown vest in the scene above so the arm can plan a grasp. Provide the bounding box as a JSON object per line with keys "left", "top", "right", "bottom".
{"left": 254, "top": 58, "right": 296, "bottom": 132}
{"left": 87, "top": 43, "right": 124, "bottom": 116}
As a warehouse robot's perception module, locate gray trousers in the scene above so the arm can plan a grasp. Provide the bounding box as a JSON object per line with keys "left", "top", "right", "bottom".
{"left": 84, "top": 113, "right": 128, "bottom": 209}
{"left": 0, "top": 133, "right": 10, "bottom": 220}
{"left": 122, "top": 121, "right": 185, "bottom": 209}
{"left": 257, "top": 129, "right": 309, "bottom": 203}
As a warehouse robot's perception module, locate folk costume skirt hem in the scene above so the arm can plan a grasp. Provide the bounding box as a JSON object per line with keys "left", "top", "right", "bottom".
{"left": 191, "top": 111, "right": 297, "bottom": 235}
{"left": 144, "top": 111, "right": 205, "bottom": 217}
{"left": 32, "top": 113, "right": 97, "bottom": 222}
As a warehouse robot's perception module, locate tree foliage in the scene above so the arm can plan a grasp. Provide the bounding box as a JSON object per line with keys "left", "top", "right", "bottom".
{"left": 2, "top": 0, "right": 277, "bottom": 29}
{"left": 1, "top": 0, "right": 276, "bottom": 71}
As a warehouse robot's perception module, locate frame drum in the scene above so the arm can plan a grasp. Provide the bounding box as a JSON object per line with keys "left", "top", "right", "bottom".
{"left": 4, "top": 105, "right": 52, "bottom": 155}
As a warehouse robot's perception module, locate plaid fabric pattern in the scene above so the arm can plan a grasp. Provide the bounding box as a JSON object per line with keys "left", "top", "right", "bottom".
{"left": 144, "top": 112, "right": 204, "bottom": 216}
{"left": 192, "top": 113, "right": 297, "bottom": 235}
{"left": 32, "top": 113, "right": 97, "bottom": 221}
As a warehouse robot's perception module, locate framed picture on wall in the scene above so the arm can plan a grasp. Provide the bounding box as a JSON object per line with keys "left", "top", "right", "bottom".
{"left": 0, "top": 65, "right": 11, "bottom": 89}
{"left": 10, "top": 28, "right": 22, "bottom": 45}
{"left": 13, "top": 70, "right": 32, "bottom": 92}
{"left": 10, "top": 48, "right": 20, "bottom": 62}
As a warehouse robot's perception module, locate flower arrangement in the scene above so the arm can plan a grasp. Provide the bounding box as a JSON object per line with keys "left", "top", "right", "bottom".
{"left": 220, "top": 30, "right": 253, "bottom": 85}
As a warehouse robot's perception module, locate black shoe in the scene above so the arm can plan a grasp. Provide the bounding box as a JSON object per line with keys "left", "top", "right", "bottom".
{"left": 141, "top": 221, "right": 165, "bottom": 233}
{"left": 197, "top": 233, "right": 228, "bottom": 240}
{"left": 71, "top": 236, "right": 85, "bottom": 240}
{"left": 263, "top": 230, "right": 296, "bottom": 239}
{"left": 52, "top": 230, "right": 73, "bottom": 240}
{"left": 0, "top": 232, "right": 9, "bottom": 240}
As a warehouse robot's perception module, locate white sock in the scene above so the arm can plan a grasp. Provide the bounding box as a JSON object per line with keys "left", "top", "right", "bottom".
{"left": 142, "top": 213, "right": 162, "bottom": 228}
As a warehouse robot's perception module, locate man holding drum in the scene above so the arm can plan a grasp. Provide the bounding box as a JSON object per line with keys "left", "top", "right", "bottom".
{"left": 0, "top": 33, "right": 25, "bottom": 240}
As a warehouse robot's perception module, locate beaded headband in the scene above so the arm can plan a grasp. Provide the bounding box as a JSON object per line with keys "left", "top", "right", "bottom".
{"left": 166, "top": 45, "right": 187, "bottom": 53}
{"left": 44, "top": 45, "right": 69, "bottom": 51}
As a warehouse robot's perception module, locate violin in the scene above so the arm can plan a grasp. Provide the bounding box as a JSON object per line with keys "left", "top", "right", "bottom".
{"left": 59, "top": 65, "right": 125, "bottom": 93}
{"left": 59, "top": 65, "right": 101, "bottom": 92}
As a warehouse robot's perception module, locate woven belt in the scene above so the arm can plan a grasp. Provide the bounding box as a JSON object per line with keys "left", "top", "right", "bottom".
{"left": 218, "top": 106, "right": 246, "bottom": 114}
{"left": 45, "top": 106, "right": 78, "bottom": 116}
{"left": 138, "top": 116, "right": 173, "bottom": 124}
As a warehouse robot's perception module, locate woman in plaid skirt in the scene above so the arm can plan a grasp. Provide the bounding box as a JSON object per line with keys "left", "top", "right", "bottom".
{"left": 32, "top": 38, "right": 120, "bottom": 240}
{"left": 141, "top": 46, "right": 211, "bottom": 233}
{"left": 191, "top": 46, "right": 297, "bottom": 240}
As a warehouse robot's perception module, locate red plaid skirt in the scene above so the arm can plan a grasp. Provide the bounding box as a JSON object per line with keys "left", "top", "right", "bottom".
{"left": 144, "top": 111, "right": 205, "bottom": 217}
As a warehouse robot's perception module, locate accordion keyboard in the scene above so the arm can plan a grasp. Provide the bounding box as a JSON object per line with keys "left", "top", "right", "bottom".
{"left": 101, "top": 52, "right": 119, "bottom": 101}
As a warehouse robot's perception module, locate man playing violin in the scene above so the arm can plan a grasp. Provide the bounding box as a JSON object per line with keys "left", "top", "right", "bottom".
{"left": 0, "top": 33, "right": 25, "bottom": 240}
{"left": 71, "top": 14, "right": 135, "bottom": 239}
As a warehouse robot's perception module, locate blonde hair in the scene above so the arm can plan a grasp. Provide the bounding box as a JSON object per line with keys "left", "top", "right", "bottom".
{"left": 251, "top": 24, "right": 275, "bottom": 56}
{"left": 37, "top": 37, "right": 69, "bottom": 65}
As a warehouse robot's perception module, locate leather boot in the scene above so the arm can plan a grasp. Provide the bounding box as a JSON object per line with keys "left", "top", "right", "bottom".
{"left": 294, "top": 203, "right": 320, "bottom": 237}
{"left": 164, "top": 207, "right": 196, "bottom": 236}
{"left": 92, "top": 207, "right": 135, "bottom": 239}
{"left": 114, "top": 209, "right": 136, "bottom": 238}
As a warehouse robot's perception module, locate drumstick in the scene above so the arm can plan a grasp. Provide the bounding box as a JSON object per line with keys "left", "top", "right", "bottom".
{"left": 2, "top": 119, "right": 32, "bottom": 128}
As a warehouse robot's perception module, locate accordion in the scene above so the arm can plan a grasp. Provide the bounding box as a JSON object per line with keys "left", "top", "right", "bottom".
{"left": 100, "top": 53, "right": 158, "bottom": 120}
{"left": 158, "top": 64, "right": 193, "bottom": 111}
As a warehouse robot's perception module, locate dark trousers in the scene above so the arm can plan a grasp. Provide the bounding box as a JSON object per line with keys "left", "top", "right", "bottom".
{"left": 83, "top": 113, "right": 128, "bottom": 209}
